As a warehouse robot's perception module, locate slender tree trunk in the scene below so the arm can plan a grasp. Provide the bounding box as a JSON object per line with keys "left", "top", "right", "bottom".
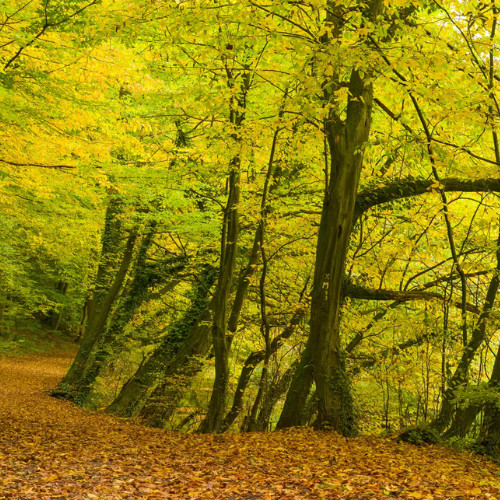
{"left": 198, "top": 68, "right": 251, "bottom": 433}
{"left": 254, "top": 363, "right": 297, "bottom": 431}
{"left": 222, "top": 307, "right": 305, "bottom": 431}
{"left": 198, "top": 163, "right": 241, "bottom": 433}
{"left": 433, "top": 232, "right": 500, "bottom": 432}
{"left": 276, "top": 342, "right": 314, "bottom": 429}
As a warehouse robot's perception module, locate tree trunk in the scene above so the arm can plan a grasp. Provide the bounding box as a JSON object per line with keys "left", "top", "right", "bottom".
{"left": 433, "top": 232, "right": 500, "bottom": 433}
{"left": 198, "top": 163, "right": 241, "bottom": 433}
{"left": 478, "top": 345, "right": 500, "bottom": 454}
{"left": 277, "top": 0, "right": 383, "bottom": 436}
{"left": 77, "top": 224, "right": 159, "bottom": 403}
{"left": 276, "top": 342, "right": 314, "bottom": 429}
{"left": 222, "top": 307, "right": 305, "bottom": 431}
{"left": 254, "top": 363, "right": 297, "bottom": 431}
{"left": 106, "top": 268, "right": 215, "bottom": 417}
{"left": 54, "top": 212, "right": 138, "bottom": 401}
{"left": 142, "top": 237, "right": 267, "bottom": 427}
{"left": 197, "top": 68, "right": 251, "bottom": 434}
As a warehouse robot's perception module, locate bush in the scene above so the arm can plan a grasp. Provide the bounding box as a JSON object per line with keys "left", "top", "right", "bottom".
{"left": 396, "top": 426, "right": 442, "bottom": 446}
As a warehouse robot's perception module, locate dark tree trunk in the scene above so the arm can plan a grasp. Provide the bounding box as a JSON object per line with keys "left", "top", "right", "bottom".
{"left": 254, "top": 363, "right": 297, "bottom": 431}
{"left": 478, "top": 345, "right": 500, "bottom": 454}
{"left": 276, "top": 1, "right": 384, "bottom": 436}
{"left": 279, "top": 1, "right": 383, "bottom": 435}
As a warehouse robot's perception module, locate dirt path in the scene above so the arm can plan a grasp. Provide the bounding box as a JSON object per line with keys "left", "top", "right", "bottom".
{"left": 0, "top": 351, "right": 499, "bottom": 499}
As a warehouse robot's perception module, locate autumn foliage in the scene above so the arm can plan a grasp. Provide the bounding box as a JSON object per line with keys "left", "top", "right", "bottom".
{"left": 4, "top": 1, "right": 500, "bottom": 493}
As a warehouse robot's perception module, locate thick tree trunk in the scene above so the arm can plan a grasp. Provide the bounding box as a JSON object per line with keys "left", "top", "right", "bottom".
{"left": 277, "top": 0, "right": 383, "bottom": 435}
{"left": 106, "top": 308, "right": 213, "bottom": 417}
{"left": 309, "top": 119, "right": 367, "bottom": 434}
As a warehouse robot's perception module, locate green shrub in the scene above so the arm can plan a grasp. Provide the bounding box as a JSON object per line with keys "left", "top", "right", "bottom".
{"left": 396, "top": 426, "right": 442, "bottom": 446}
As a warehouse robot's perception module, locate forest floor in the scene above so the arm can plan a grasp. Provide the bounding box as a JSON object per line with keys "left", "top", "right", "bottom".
{"left": 0, "top": 350, "right": 500, "bottom": 499}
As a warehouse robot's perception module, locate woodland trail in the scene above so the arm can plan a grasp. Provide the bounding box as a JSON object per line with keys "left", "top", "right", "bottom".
{"left": 0, "top": 353, "right": 499, "bottom": 500}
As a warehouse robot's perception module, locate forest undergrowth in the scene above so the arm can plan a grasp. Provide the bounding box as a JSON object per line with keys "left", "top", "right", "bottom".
{"left": 0, "top": 349, "right": 499, "bottom": 499}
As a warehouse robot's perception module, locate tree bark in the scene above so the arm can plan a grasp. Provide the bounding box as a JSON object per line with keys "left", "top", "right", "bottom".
{"left": 198, "top": 163, "right": 241, "bottom": 433}
{"left": 276, "top": 341, "right": 314, "bottom": 429}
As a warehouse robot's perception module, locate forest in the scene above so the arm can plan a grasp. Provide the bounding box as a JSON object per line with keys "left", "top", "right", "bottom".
{"left": 2, "top": 0, "right": 500, "bottom": 495}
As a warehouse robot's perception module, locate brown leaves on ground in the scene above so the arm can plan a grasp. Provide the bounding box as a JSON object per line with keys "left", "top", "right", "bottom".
{"left": 0, "top": 353, "right": 499, "bottom": 499}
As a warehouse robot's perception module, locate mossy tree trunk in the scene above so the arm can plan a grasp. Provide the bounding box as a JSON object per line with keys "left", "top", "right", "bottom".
{"left": 106, "top": 266, "right": 216, "bottom": 417}
{"left": 54, "top": 197, "right": 138, "bottom": 401}
{"left": 77, "top": 223, "right": 160, "bottom": 403}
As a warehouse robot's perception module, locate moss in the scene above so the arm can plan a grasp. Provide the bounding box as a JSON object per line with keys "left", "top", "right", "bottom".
{"left": 396, "top": 426, "right": 442, "bottom": 446}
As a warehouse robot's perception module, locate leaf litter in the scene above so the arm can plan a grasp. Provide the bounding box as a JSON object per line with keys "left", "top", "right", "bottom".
{"left": 0, "top": 351, "right": 499, "bottom": 499}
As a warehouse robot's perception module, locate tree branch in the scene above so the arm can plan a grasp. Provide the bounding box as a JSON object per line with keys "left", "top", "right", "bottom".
{"left": 355, "top": 177, "right": 500, "bottom": 219}
{"left": 345, "top": 283, "right": 480, "bottom": 314}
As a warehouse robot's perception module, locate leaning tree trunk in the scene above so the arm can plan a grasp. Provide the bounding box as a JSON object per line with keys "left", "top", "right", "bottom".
{"left": 54, "top": 198, "right": 137, "bottom": 400}
{"left": 253, "top": 363, "right": 298, "bottom": 431}
{"left": 77, "top": 224, "right": 159, "bottom": 403}
{"left": 106, "top": 268, "right": 215, "bottom": 418}
{"left": 141, "top": 239, "right": 263, "bottom": 427}
{"left": 125, "top": 215, "right": 264, "bottom": 426}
